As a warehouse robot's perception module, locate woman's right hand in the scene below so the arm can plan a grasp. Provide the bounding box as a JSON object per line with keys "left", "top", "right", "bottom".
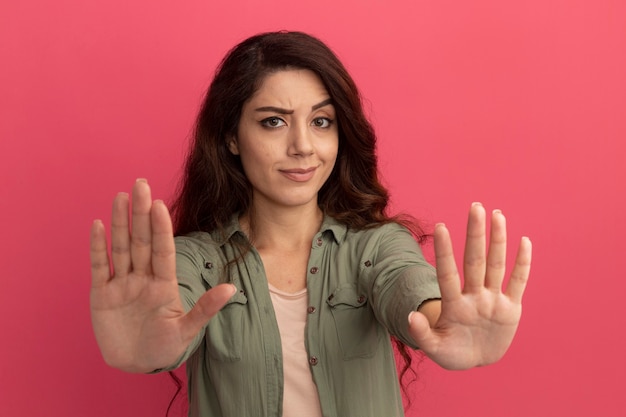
{"left": 89, "top": 179, "right": 236, "bottom": 373}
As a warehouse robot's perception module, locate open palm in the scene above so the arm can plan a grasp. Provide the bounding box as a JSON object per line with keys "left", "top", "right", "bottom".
{"left": 408, "top": 203, "right": 532, "bottom": 370}
{"left": 90, "top": 180, "right": 235, "bottom": 373}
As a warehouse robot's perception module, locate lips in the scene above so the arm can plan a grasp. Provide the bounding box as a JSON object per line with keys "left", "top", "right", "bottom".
{"left": 279, "top": 167, "right": 317, "bottom": 182}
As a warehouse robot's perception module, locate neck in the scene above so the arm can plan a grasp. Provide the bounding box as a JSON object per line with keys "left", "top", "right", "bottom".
{"left": 240, "top": 203, "right": 323, "bottom": 251}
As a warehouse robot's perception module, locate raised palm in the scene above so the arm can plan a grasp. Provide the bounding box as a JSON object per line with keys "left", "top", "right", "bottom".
{"left": 90, "top": 180, "right": 235, "bottom": 372}
{"left": 408, "top": 203, "right": 532, "bottom": 370}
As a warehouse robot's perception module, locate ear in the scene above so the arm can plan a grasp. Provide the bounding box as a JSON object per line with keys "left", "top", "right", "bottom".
{"left": 227, "top": 137, "right": 240, "bottom": 155}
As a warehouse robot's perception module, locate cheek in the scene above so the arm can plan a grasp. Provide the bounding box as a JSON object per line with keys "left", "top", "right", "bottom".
{"left": 239, "top": 144, "right": 274, "bottom": 173}
{"left": 323, "top": 138, "right": 339, "bottom": 162}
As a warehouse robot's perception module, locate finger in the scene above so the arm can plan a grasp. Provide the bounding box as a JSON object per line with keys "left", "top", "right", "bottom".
{"left": 407, "top": 311, "right": 438, "bottom": 354}
{"left": 110, "top": 192, "right": 131, "bottom": 277}
{"left": 150, "top": 200, "right": 176, "bottom": 281}
{"left": 505, "top": 237, "right": 532, "bottom": 303}
{"left": 130, "top": 179, "right": 153, "bottom": 275}
{"left": 180, "top": 284, "right": 238, "bottom": 342}
{"left": 485, "top": 209, "right": 507, "bottom": 290}
{"left": 90, "top": 220, "right": 111, "bottom": 288}
{"left": 433, "top": 223, "right": 462, "bottom": 302}
{"left": 463, "top": 202, "right": 487, "bottom": 293}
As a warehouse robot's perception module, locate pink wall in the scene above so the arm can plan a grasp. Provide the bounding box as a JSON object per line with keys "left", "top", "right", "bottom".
{"left": 1, "top": 1, "right": 624, "bottom": 416}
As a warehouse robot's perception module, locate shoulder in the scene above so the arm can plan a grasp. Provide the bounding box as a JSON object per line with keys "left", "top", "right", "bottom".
{"left": 344, "top": 222, "right": 418, "bottom": 250}
{"left": 343, "top": 222, "right": 432, "bottom": 273}
{"left": 174, "top": 232, "right": 226, "bottom": 268}
{"left": 175, "top": 232, "right": 221, "bottom": 254}
{"left": 175, "top": 231, "right": 219, "bottom": 248}
{"left": 323, "top": 221, "right": 427, "bottom": 273}
{"left": 175, "top": 213, "right": 242, "bottom": 250}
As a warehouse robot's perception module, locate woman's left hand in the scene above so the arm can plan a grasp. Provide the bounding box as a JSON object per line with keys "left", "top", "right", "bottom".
{"left": 407, "top": 203, "right": 532, "bottom": 370}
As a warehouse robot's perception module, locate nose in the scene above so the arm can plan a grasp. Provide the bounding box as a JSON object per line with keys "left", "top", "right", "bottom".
{"left": 288, "top": 122, "right": 314, "bottom": 156}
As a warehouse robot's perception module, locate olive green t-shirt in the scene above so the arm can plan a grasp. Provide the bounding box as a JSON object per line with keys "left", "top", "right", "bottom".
{"left": 168, "top": 215, "right": 440, "bottom": 417}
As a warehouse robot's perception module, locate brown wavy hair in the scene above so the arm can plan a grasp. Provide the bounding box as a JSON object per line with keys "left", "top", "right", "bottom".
{"left": 169, "top": 30, "right": 426, "bottom": 409}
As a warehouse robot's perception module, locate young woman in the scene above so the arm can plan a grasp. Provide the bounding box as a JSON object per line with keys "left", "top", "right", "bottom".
{"left": 90, "top": 31, "right": 532, "bottom": 417}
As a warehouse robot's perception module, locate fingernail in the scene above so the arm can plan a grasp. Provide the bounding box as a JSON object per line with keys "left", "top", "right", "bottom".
{"left": 229, "top": 284, "right": 238, "bottom": 297}
{"left": 435, "top": 222, "right": 446, "bottom": 229}
{"left": 136, "top": 178, "right": 147, "bottom": 183}
{"left": 407, "top": 311, "right": 415, "bottom": 325}
{"left": 493, "top": 209, "right": 502, "bottom": 215}
{"left": 472, "top": 202, "right": 482, "bottom": 207}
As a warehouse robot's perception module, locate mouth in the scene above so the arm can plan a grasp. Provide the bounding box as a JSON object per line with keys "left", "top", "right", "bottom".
{"left": 279, "top": 167, "right": 317, "bottom": 182}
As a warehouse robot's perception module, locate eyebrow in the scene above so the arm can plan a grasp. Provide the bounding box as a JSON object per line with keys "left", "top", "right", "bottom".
{"left": 254, "top": 98, "right": 334, "bottom": 114}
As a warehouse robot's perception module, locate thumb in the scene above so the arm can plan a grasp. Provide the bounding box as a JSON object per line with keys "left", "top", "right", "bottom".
{"left": 408, "top": 310, "right": 437, "bottom": 352}
{"left": 180, "top": 284, "right": 237, "bottom": 340}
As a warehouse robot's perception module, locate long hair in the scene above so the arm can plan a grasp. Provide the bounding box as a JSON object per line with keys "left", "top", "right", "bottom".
{"left": 169, "top": 30, "right": 426, "bottom": 405}
{"left": 171, "top": 31, "right": 424, "bottom": 236}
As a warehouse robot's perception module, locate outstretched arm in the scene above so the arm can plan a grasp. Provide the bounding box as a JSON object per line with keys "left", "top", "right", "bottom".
{"left": 90, "top": 179, "right": 236, "bottom": 373}
{"left": 408, "top": 202, "right": 532, "bottom": 370}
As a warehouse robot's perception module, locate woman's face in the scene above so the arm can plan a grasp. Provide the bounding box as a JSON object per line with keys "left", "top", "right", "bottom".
{"left": 229, "top": 69, "right": 338, "bottom": 212}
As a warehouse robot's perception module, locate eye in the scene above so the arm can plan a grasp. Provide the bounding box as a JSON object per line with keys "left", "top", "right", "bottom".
{"left": 312, "top": 117, "right": 333, "bottom": 128}
{"left": 261, "top": 117, "right": 286, "bottom": 128}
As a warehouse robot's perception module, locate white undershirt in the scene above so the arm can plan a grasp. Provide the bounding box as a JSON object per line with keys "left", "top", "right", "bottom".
{"left": 268, "top": 283, "right": 323, "bottom": 417}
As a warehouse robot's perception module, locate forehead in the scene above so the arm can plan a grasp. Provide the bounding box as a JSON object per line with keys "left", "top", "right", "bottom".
{"left": 247, "top": 69, "right": 330, "bottom": 105}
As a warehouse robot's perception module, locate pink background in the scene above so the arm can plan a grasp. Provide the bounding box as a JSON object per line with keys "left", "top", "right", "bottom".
{"left": 1, "top": 0, "right": 625, "bottom": 416}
